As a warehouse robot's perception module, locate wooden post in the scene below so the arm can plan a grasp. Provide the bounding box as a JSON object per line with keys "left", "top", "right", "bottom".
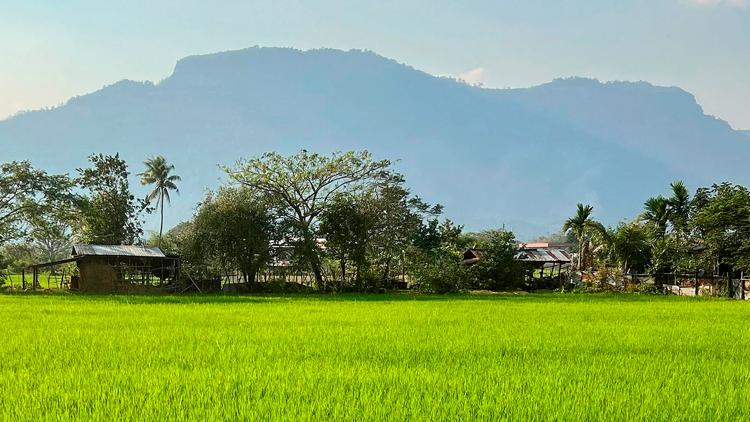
{"left": 727, "top": 274, "right": 732, "bottom": 298}
{"left": 741, "top": 272, "right": 746, "bottom": 300}
{"left": 694, "top": 271, "right": 699, "bottom": 297}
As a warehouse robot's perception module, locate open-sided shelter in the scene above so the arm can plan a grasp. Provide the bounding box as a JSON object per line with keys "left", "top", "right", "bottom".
{"left": 26, "top": 244, "right": 180, "bottom": 292}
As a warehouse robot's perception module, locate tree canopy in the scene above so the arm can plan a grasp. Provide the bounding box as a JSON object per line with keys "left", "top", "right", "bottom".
{"left": 225, "top": 150, "right": 395, "bottom": 288}
{"left": 75, "top": 154, "right": 143, "bottom": 245}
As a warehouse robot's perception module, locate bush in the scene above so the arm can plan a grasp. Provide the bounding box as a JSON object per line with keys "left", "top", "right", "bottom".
{"left": 468, "top": 229, "right": 524, "bottom": 291}
{"left": 411, "top": 248, "right": 473, "bottom": 293}
{"left": 637, "top": 282, "right": 659, "bottom": 294}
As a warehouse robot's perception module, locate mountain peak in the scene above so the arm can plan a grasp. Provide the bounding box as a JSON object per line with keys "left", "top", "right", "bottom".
{"left": 166, "top": 47, "right": 410, "bottom": 86}
{"left": 1, "top": 47, "right": 748, "bottom": 238}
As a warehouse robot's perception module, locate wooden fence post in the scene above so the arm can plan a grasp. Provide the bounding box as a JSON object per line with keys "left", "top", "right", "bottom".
{"left": 694, "top": 271, "right": 699, "bottom": 297}
{"left": 741, "top": 272, "right": 746, "bottom": 300}
{"left": 727, "top": 275, "right": 731, "bottom": 299}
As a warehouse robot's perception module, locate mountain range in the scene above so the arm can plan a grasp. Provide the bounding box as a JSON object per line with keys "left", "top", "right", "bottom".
{"left": 1, "top": 47, "right": 748, "bottom": 239}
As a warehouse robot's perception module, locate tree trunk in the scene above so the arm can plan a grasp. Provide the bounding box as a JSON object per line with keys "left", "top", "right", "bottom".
{"left": 340, "top": 256, "right": 346, "bottom": 285}
{"left": 577, "top": 236, "right": 584, "bottom": 271}
{"left": 298, "top": 221, "right": 324, "bottom": 290}
{"left": 382, "top": 257, "right": 392, "bottom": 285}
{"left": 158, "top": 191, "right": 164, "bottom": 248}
{"left": 310, "top": 260, "right": 324, "bottom": 290}
{"left": 694, "top": 271, "right": 699, "bottom": 297}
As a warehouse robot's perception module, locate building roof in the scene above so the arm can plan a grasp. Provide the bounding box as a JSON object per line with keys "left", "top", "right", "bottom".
{"left": 519, "top": 242, "right": 574, "bottom": 250}
{"left": 72, "top": 244, "right": 166, "bottom": 258}
{"left": 461, "top": 248, "right": 483, "bottom": 265}
{"left": 516, "top": 248, "right": 572, "bottom": 263}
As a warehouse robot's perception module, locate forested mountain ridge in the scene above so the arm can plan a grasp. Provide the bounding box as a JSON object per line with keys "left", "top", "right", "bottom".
{"left": 2, "top": 47, "right": 747, "bottom": 238}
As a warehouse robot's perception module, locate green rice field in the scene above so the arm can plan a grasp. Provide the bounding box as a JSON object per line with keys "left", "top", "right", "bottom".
{"left": 1, "top": 293, "right": 749, "bottom": 420}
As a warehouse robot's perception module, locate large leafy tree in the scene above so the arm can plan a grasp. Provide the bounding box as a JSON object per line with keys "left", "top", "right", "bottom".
{"left": 409, "top": 219, "right": 471, "bottom": 293}
{"left": 186, "top": 187, "right": 273, "bottom": 284}
{"left": 0, "top": 161, "right": 71, "bottom": 245}
{"left": 320, "top": 183, "right": 439, "bottom": 289}
{"left": 468, "top": 229, "right": 524, "bottom": 290}
{"left": 225, "top": 150, "right": 393, "bottom": 289}
{"left": 27, "top": 210, "right": 73, "bottom": 265}
{"left": 692, "top": 183, "right": 750, "bottom": 274}
{"left": 319, "top": 197, "right": 371, "bottom": 288}
{"left": 562, "top": 203, "right": 605, "bottom": 270}
{"left": 138, "top": 156, "right": 181, "bottom": 248}
{"left": 363, "top": 184, "right": 439, "bottom": 283}
{"left": 0, "top": 243, "right": 36, "bottom": 286}
{"left": 75, "top": 154, "right": 143, "bottom": 245}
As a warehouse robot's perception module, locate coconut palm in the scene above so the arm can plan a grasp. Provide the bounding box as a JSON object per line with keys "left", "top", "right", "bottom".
{"left": 139, "top": 156, "right": 180, "bottom": 248}
{"left": 667, "top": 181, "right": 690, "bottom": 235}
{"left": 562, "top": 203, "right": 605, "bottom": 270}
{"left": 641, "top": 195, "right": 669, "bottom": 238}
{"left": 605, "top": 222, "right": 650, "bottom": 273}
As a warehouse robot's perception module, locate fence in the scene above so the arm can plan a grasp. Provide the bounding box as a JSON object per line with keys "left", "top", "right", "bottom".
{"left": 578, "top": 270, "right": 748, "bottom": 299}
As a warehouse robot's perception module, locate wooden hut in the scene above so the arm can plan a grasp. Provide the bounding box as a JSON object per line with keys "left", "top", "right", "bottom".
{"left": 26, "top": 244, "right": 180, "bottom": 292}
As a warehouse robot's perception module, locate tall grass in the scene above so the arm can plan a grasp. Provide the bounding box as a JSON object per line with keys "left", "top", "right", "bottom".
{"left": 0, "top": 293, "right": 748, "bottom": 420}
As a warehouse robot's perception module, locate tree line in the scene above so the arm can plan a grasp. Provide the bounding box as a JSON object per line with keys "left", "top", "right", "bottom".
{"left": 0, "top": 154, "right": 176, "bottom": 281}
{"left": 559, "top": 180, "right": 750, "bottom": 288}
{"left": 3, "top": 149, "right": 748, "bottom": 293}
{"left": 0, "top": 150, "right": 523, "bottom": 292}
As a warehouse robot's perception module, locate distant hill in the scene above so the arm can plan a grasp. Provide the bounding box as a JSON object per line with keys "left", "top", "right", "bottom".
{"left": 2, "top": 47, "right": 748, "bottom": 239}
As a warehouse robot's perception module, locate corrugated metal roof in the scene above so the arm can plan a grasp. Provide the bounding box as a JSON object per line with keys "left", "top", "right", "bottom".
{"left": 519, "top": 242, "right": 574, "bottom": 250}
{"left": 72, "top": 244, "right": 166, "bottom": 258}
{"left": 516, "top": 248, "right": 572, "bottom": 263}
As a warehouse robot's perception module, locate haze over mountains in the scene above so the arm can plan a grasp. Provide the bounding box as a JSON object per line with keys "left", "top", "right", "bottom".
{"left": 1, "top": 47, "right": 748, "bottom": 239}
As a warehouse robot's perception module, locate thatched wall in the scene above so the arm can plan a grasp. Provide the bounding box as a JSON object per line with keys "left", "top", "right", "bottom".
{"left": 77, "top": 258, "right": 120, "bottom": 292}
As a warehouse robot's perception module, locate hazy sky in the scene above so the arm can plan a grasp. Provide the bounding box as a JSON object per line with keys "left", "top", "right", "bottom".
{"left": 1, "top": 0, "right": 748, "bottom": 129}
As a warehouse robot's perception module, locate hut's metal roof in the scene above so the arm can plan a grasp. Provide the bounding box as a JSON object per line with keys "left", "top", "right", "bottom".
{"left": 516, "top": 248, "right": 572, "bottom": 263}
{"left": 519, "top": 242, "right": 574, "bottom": 250}
{"left": 72, "top": 244, "right": 166, "bottom": 258}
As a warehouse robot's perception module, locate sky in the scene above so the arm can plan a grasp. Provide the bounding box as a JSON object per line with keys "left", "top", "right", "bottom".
{"left": 1, "top": 0, "right": 748, "bottom": 129}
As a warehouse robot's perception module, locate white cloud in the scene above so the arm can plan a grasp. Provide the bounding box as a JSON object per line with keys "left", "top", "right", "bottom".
{"left": 458, "top": 67, "right": 486, "bottom": 86}
{"left": 685, "top": 0, "right": 748, "bottom": 8}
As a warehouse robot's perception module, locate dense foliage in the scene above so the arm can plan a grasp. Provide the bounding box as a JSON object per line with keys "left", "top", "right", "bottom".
{"left": 563, "top": 180, "right": 750, "bottom": 291}
{"left": 3, "top": 149, "right": 750, "bottom": 294}
{"left": 224, "top": 150, "right": 394, "bottom": 289}
{"left": 74, "top": 154, "right": 143, "bottom": 245}
{"left": 179, "top": 187, "right": 273, "bottom": 283}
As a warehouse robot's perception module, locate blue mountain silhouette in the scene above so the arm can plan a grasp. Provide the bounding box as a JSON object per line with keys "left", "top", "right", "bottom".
{"left": 2, "top": 47, "right": 747, "bottom": 238}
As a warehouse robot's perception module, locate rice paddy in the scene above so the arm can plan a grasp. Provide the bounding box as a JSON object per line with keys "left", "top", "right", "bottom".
{"left": 1, "top": 293, "right": 749, "bottom": 420}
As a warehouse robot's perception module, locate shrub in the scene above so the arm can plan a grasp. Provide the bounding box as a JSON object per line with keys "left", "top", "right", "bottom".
{"left": 468, "top": 229, "right": 524, "bottom": 291}
{"left": 411, "top": 248, "right": 473, "bottom": 293}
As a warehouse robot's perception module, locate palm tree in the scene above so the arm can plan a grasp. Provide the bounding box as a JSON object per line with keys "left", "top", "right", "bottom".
{"left": 667, "top": 181, "right": 690, "bottom": 235}
{"left": 562, "top": 203, "right": 605, "bottom": 270}
{"left": 606, "top": 222, "right": 650, "bottom": 273}
{"left": 642, "top": 196, "right": 669, "bottom": 238}
{"left": 139, "top": 156, "right": 180, "bottom": 248}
